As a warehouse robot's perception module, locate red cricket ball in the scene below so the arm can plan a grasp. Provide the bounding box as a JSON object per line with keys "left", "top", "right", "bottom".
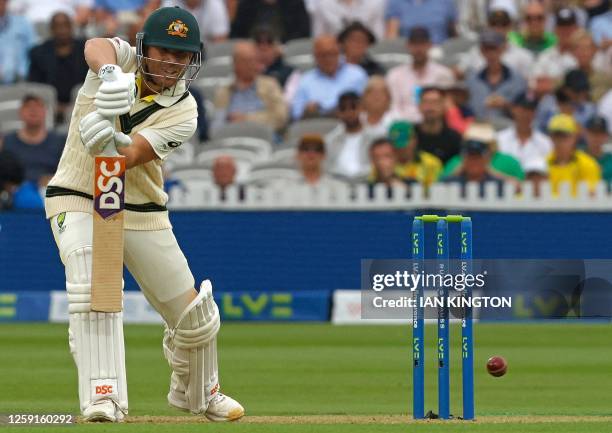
{"left": 486, "top": 356, "right": 508, "bottom": 377}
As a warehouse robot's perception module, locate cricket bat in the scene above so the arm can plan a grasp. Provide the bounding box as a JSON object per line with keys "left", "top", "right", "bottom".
{"left": 91, "top": 67, "right": 127, "bottom": 312}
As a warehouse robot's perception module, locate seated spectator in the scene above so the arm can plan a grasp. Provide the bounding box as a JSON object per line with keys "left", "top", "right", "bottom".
{"left": 230, "top": 0, "right": 310, "bottom": 43}
{"left": 2, "top": 95, "right": 64, "bottom": 183}
{"left": 388, "top": 120, "right": 441, "bottom": 186}
{"left": 523, "top": 157, "right": 549, "bottom": 197}
{"left": 325, "top": 92, "right": 370, "bottom": 178}
{"left": 9, "top": 0, "right": 92, "bottom": 30}
{"left": 528, "top": 60, "right": 563, "bottom": 101}
{"left": 28, "top": 12, "right": 89, "bottom": 124}
{"left": 386, "top": 27, "right": 455, "bottom": 122}
{"left": 497, "top": 93, "right": 553, "bottom": 173}
{"left": 293, "top": 134, "right": 346, "bottom": 188}
{"left": 443, "top": 139, "right": 507, "bottom": 195}
{"left": 360, "top": 76, "right": 397, "bottom": 139}
{"left": 599, "top": 89, "right": 612, "bottom": 133}
{"left": 533, "top": 8, "right": 579, "bottom": 80}
{"left": 444, "top": 82, "right": 475, "bottom": 134}
{"left": 414, "top": 86, "right": 462, "bottom": 164}
{"left": 457, "top": 9, "right": 534, "bottom": 80}
{"left": 508, "top": 1, "right": 557, "bottom": 55}
{"left": 569, "top": 30, "right": 612, "bottom": 102}
{"left": 163, "top": 0, "right": 229, "bottom": 42}
{"left": 543, "top": 0, "right": 588, "bottom": 31}
{"left": 0, "top": 0, "right": 36, "bottom": 84}
{"left": 589, "top": 7, "right": 612, "bottom": 48}
{"left": 584, "top": 0, "right": 610, "bottom": 22}
{"left": 94, "top": 0, "right": 157, "bottom": 36}
{"left": 367, "top": 138, "right": 406, "bottom": 188}
{"left": 311, "top": 0, "right": 386, "bottom": 40}
{"left": 465, "top": 30, "right": 527, "bottom": 123}
{"left": 338, "top": 21, "right": 385, "bottom": 77}
{"left": 441, "top": 122, "right": 525, "bottom": 181}
{"left": 535, "top": 70, "right": 597, "bottom": 133}
{"left": 291, "top": 35, "right": 368, "bottom": 119}
{"left": 212, "top": 155, "right": 243, "bottom": 200}
{"left": 385, "top": 0, "right": 457, "bottom": 44}
{"left": 547, "top": 114, "right": 601, "bottom": 195}
{"left": 213, "top": 41, "right": 288, "bottom": 132}
{"left": 253, "top": 26, "right": 295, "bottom": 88}
{"left": 584, "top": 116, "right": 612, "bottom": 182}
{"left": 0, "top": 149, "right": 24, "bottom": 210}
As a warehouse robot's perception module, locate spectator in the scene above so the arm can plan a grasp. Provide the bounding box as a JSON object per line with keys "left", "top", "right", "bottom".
{"left": 337, "top": 21, "right": 385, "bottom": 77}
{"left": 213, "top": 41, "right": 288, "bottom": 132}
{"left": 9, "top": 0, "right": 92, "bottom": 30}
{"left": 599, "top": 89, "right": 612, "bottom": 133}
{"left": 528, "top": 59, "right": 563, "bottom": 101}
{"left": 0, "top": 0, "right": 36, "bottom": 84}
{"left": 569, "top": 30, "right": 612, "bottom": 102}
{"left": 230, "top": 0, "right": 310, "bottom": 43}
{"left": 28, "top": 12, "right": 89, "bottom": 124}
{"left": 543, "top": 0, "right": 588, "bottom": 31}
{"left": 533, "top": 8, "right": 579, "bottom": 79}
{"left": 360, "top": 76, "right": 397, "bottom": 139}
{"left": 367, "top": 137, "right": 406, "bottom": 188}
{"left": 465, "top": 30, "right": 527, "bottom": 123}
{"left": 94, "top": 0, "right": 157, "bottom": 36}
{"left": 291, "top": 35, "right": 368, "bottom": 119}
{"left": 535, "top": 70, "right": 597, "bottom": 133}
{"left": 2, "top": 95, "right": 64, "bottom": 183}
{"left": 443, "top": 139, "right": 507, "bottom": 194}
{"left": 310, "top": 0, "right": 385, "bottom": 40}
{"left": 589, "top": 7, "right": 612, "bottom": 48}
{"left": 445, "top": 82, "right": 475, "bottom": 134}
{"left": 508, "top": 1, "right": 557, "bottom": 55}
{"left": 386, "top": 27, "right": 455, "bottom": 122}
{"left": 253, "top": 26, "right": 294, "bottom": 88}
{"left": 584, "top": 0, "right": 610, "bottom": 21}
{"left": 547, "top": 113, "right": 601, "bottom": 195}
{"left": 294, "top": 134, "right": 345, "bottom": 187}
{"left": 325, "top": 91, "right": 370, "bottom": 178}
{"left": 584, "top": 116, "right": 612, "bottom": 182}
{"left": 385, "top": 0, "right": 457, "bottom": 44}
{"left": 441, "top": 122, "right": 525, "bottom": 181}
{"left": 388, "top": 120, "right": 441, "bottom": 186}
{"left": 0, "top": 149, "right": 24, "bottom": 210}
{"left": 457, "top": 9, "right": 535, "bottom": 80}
{"left": 163, "top": 0, "right": 229, "bottom": 42}
{"left": 212, "top": 155, "right": 243, "bottom": 200}
{"left": 497, "top": 93, "right": 553, "bottom": 173}
{"left": 414, "top": 86, "right": 462, "bottom": 164}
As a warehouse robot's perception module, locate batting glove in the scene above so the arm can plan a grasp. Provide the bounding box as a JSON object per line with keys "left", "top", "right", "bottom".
{"left": 79, "top": 112, "right": 132, "bottom": 155}
{"left": 95, "top": 64, "right": 136, "bottom": 117}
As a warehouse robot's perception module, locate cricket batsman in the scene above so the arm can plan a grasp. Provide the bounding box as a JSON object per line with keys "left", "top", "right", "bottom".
{"left": 44, "top": 6, "right": 244, "bottom": 422}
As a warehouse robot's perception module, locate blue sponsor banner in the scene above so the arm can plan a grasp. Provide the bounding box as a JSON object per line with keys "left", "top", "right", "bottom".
{"left": 0, "top": 290, "right": 330, "bottom": 322}
{"left": 0, "top": 292, "right": 50, "bottom": 322}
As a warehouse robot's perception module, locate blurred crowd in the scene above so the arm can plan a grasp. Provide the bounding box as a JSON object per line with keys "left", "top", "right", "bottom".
{"left": 1, "top": 0, "right": 612, "bottom": 209}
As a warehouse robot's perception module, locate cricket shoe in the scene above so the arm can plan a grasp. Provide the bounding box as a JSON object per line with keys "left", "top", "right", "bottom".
{"left": 169, "top": 390, "right": 244, "bottom": 421}
{"left": 82, "top": 399, "right": 125, "bottom": 422}
{"left": 205, "top": 392, "right": 245, "bottom": 422}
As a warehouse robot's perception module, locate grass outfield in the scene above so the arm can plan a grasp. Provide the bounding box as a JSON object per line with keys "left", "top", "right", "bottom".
{"left": 1, "top": 322, "right": 611, "bottom": 432}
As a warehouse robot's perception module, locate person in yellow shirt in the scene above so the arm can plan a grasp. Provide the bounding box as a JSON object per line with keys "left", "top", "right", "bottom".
{"left": 547, "top": 114, "right": 602, "bottom": 195}
{"left": 386, "top": 120, "right": 442, "bottom": 186}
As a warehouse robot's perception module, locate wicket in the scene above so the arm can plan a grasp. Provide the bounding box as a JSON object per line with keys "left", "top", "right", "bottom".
{"left": 412, "top": 214, "right": 474, "bottom": 420}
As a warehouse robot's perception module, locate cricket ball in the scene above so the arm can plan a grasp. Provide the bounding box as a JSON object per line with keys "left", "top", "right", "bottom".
{"left": 486, "top": 356, "right": 507, "bottom": 377}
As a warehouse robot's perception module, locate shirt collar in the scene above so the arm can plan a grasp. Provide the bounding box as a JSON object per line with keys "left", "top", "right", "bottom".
{"left": 136, "top": 72, "right": 187, "bottom": 107}
{"left": 478, "top": 64, "right": 511, "bottom": 83}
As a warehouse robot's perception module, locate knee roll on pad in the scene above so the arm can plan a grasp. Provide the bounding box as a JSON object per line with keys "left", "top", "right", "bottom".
{"left": 163, "top": 280, "right": 220, "bottom": 414}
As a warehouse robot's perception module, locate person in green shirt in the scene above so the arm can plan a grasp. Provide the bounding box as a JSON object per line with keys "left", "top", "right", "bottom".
{"left": 440, "top": 123, "right": 525, "bottom": 181}
{"left": 508, "top": 2, "right": 557, "bottom": 55}
{"left": 584, "top": 116, "right": 612, "bottom": 182}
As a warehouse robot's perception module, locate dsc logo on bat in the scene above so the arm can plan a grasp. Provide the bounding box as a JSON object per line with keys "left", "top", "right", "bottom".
{"left": 94, "top": 156, "right": 126, "bottom": 220}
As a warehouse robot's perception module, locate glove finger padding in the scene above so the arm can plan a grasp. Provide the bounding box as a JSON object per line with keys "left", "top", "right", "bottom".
{"left": 79, "top": 112, "right": 115, "bottom": 155}
{"left": 113, "top": 132, "right": 132, "bottom": 148}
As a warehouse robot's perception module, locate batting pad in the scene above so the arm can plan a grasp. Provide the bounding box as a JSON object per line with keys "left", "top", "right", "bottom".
{"left": 65, "top": 247, "right": 128, "bottom": 415}
{"left": 163, "top": 280, "right": 220, "bottom": 414}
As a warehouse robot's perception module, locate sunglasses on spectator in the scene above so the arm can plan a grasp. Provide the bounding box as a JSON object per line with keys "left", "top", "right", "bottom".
{"left": 255, "top": 37, "right": 274, "bottom": 45}
{"left": 526, "top": 15, "right": 545, "bottom": 22}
